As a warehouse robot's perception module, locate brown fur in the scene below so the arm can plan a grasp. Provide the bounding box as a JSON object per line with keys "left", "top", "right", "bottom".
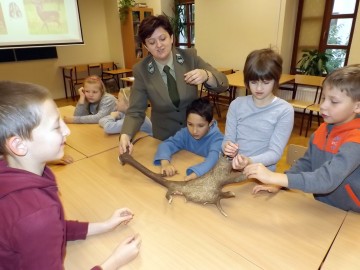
{"left": 119, "top": 152, "right": 247, "bottom": 216}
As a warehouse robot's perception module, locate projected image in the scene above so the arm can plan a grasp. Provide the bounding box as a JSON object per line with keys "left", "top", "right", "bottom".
{"left": 0, "top": 3, "right": 8, "bottom": 34}
{"left": 24, "top": 0, "right": 68, "bottom": 34}
{"left": 0, "top": 0, "right": 83, "bottom": 48}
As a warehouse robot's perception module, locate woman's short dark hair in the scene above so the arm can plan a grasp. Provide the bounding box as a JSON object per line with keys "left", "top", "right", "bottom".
{"left": 138, "top": 15, "right": 173, "bottom": 44}
{"left": 186, "top": 98, "right": 213, "bottom": 123}
{"left": 243, "top": 48, "right": 283, "bottom": 92}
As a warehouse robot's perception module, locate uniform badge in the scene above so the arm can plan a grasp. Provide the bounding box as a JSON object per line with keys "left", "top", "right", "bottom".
{"left": 147, "top": 62, "right": 155, "bottom": 74}
{"left": 176, "top": 54, "right": 184, "bottom": 64}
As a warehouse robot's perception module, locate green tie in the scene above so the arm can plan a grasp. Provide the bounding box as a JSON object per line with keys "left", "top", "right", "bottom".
{"left": 163, "top": 65, "right": 180, "bottom": 107}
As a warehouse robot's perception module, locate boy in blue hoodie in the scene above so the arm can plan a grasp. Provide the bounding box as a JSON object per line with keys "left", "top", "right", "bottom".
{"left": 154, "top": 98, "right": 224, "bottom": 181}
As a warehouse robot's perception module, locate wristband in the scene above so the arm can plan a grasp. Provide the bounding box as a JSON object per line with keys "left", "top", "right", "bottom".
{"left": 203, "top": 69, "right": 209, "bottom": 83}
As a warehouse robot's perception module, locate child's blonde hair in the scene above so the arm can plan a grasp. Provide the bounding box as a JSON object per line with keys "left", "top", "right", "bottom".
{"left": 323, "top": 64, "right": 360, "bottom": 102}
{"left": 119, "top": 87, "right": 131, "bottom": 104}
{"left": 83, "top": 75, "right": 107, "bottom": 95}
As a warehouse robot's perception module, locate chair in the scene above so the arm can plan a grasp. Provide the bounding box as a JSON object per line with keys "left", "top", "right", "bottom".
{"left": 286, "top": 144, "right": 308, "bottom": 166}
{"left": 202, "top": 68, "right": 235, "bottom": 118}
{"left": 66, "top": 64, "right": 90, "bottom": 100}
{"left": 101, "top": 62, "right": 117, "bottom": 80}
{"left": 287, "top": 74, "right": 324, "bottom": 136}
{"left": 304, "top": 99, "right": 322, "bottom": 137}
{"left": 101, "top": 62, "right": 118, "bottom": 92}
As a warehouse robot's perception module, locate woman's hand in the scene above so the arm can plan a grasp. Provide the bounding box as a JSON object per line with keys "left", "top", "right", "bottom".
{"left": 119, "top": 134, "right": 133, "bottom": 155}
{"left": 184, "top": 69, "right": 211, "bottom": 85}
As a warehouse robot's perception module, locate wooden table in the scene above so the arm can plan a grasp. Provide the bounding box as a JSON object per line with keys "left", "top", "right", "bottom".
{"left": 321, "top": 211, "right": 360, "bottom": 269}
{"left": 102, "top": 68, "right": 133, "bottom": 89}
{"left": 227, "top": 72, "right": 295, "bottom": 95}
{"left": 58, "top": 106, "right": 119, "bottom": 157}
{"left": 53, "top": 135, "right": 347, "bottom": 269}
{"left": 120, "top": 76, "right": 135, "bottom": 87}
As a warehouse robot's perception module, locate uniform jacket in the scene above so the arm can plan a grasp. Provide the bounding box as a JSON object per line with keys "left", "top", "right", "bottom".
{"left": 153, "top": 121, "right": 224, "bottom": 177}
{"left": 121, "top": 47, "right": 229, "bottom": 140}
{"left": 287, "top": 117, "right": 360, "bottom": 212}
{"left": 0, "top": 160, "right": 93, "bottom": 269}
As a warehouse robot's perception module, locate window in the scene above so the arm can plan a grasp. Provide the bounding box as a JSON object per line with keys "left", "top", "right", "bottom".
{"left": 291, "top": 0, "right": 359, "bottom": 73}
{"left": 175, "top": 0, "right": 195, "bottom": 48}
{"left": 320, "top": 0, "right": 359, "bottom": 71}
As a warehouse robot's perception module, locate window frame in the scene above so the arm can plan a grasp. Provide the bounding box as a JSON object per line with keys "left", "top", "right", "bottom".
{"left": 291, "top": 0, "right": 359, "bottom": 74}
{"left": 175, "top": 0, "right": 195, "bottom": 48}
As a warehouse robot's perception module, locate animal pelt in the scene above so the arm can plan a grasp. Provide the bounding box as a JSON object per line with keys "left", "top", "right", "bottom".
{"left": 119, "top": 152, "right": 247, "bottom": 216}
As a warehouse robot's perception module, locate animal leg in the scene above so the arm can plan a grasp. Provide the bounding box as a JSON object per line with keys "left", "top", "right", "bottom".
{"left": 221, "top": 191, "right": 235, "bottom": 199}
{"left": 166, "top": 192, "right": 173, "bottom": 204}
{"left": 216, "top": 200, "right": 228, "bottom": 217}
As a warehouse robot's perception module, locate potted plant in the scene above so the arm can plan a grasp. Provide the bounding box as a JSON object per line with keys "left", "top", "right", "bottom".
{"left": 297, "top": 49, "right": 332, "bottom": 76}
{"left": 118, "top": 0, "right": 136, "bottom": 23}
{"left": 163, "top": 0, "right": 185, "bottom": 46}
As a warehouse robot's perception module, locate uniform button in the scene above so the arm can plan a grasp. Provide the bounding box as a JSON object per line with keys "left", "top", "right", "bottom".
{"left": 179, "top": 122, "right": 183, "bottom": 125}
{"left": 176, "top": 109, "right": 180, "bottom": 112}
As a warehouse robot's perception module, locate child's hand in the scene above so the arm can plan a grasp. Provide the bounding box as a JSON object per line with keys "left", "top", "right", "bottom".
{"left": 101, "top": 234, "right": 141, "bottom": 270}
{"left": 160, "top": 160, "right": 177, "bottom": 177}
{"left": 252, "top": 184, "right": 281, "bottom": 194}
{"left": 232, "top": 154, "right": 251, "bottom": 170}
{"left": 50, "top": 154, "right": 74, "bottom": 165}
{"left": 107, "top": 208, "right": 134, "bottom": 228}
{"left": 63, "top": 116, "right": 74, "bottom": 124}
{"left": 78, "top": 87, "right": 85, "bottom": 97}
{"left": 111, "top": 111, "right": 120, "bottom": 119}
{"left": 244, "top": 163, "right": 274, "bottom": 184}
{"left": 223, "top": 141, "right": 239, "bottom": 157}
{"left": 184, "top": 172, "right": 197, "bottom": 181}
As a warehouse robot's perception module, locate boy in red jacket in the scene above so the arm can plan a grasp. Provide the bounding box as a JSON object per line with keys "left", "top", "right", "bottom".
{"left": 0, "top": 81, "right": 141, "bottom": 269}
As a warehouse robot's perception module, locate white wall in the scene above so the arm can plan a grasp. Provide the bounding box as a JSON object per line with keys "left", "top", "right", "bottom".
{"left": 195, "top": 0, "right": 292, "bottom": 72}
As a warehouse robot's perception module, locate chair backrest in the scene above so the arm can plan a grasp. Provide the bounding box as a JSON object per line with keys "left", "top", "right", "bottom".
{"left": 294, "top": 74, "right": 325, "bottom": 103}
{"left": 74, "top": 64, "right": 90, "bottom": 83}
{"left": 294, "top": 74, "right": 325, "bottom": 87}
{"left": 101, "top": 62, "right": 117, "bottom": 71}
{"left": 286, "top": 144, "right": 308, "bottom": 166}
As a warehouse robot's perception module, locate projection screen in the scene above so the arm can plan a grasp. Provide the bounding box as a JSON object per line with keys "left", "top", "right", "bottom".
{"left": 0, "top": 0, "right": 83, "bottom": 49}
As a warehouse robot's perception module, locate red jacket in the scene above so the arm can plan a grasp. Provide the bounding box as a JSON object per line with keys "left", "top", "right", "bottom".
{"left": 0, "top": 160, "right": 89, "bottom": 269}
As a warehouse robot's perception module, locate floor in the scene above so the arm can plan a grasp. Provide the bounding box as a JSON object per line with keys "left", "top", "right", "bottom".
{"left": 55, "top": 97, "right": 317, "bottom": 173}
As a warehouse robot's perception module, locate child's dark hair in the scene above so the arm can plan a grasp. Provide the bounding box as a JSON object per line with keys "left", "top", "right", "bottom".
{"left": 138, "top": 15, "right": 173, "bottom": 44}
{"left": 243, "top": 48, "right": 283, "bottom": 92}
{"left": 186, "top": 98, "right": 213, "bottom": 123}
